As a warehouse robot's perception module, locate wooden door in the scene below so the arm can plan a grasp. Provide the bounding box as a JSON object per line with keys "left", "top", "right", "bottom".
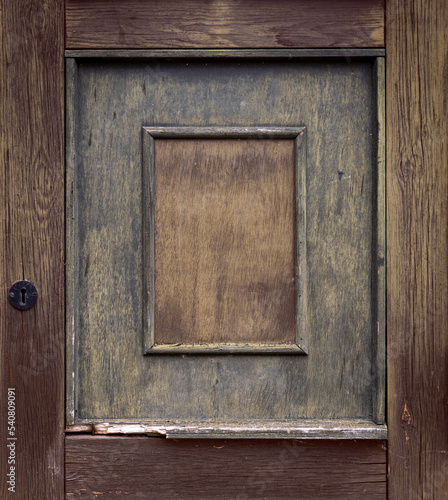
{"left": 1, "top": 1, "right": 447, "bottom": 499}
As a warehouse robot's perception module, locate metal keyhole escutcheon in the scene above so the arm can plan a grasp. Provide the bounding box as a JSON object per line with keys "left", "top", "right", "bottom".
{"left": 8, "top": 280, "right": 38, "bottom": 311}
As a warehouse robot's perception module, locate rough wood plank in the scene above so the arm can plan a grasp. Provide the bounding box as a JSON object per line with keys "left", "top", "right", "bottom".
{"left": 386, "top": 0, "right": 448, "bottom": 498}
{"left": 0, "top": 0, "right": 65, "bottom": 498}
{"left": 66, "top": 436, "right": 386, "bottom": 499}
{"left": 66, "top": 0, "right": 384, "bottom": 50}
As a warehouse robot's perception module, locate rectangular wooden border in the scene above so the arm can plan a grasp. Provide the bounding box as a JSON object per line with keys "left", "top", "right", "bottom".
{"left": 2, "top": 0, "right": 446, "bottom": 497}
{"left": 372, "top": 57, "right": 386, "bottom": 425}
{"left": 142, "top": 126, "right": 307, "bottom": 355}
{"left": 65, "top": 48, "right": 386, "bottom": 59}
{"left": 66, "top": 57, "right": 78, "bottom": 426}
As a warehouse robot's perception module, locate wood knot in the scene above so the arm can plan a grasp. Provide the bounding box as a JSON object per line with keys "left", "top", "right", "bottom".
{"left": 401, "top": 400, "right": 412, "bottom": 426}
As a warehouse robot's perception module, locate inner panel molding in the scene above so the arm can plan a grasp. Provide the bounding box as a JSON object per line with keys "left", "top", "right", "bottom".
{"left": 143, "top": 126, "right": 307, "bottom": 354}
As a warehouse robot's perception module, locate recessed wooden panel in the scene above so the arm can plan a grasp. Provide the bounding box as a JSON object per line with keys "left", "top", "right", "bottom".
{"left": 143, "top": 127, "right": 307, "bottom": 354}
{"left": 65, "top": 0, "right": 384, "bottom": 49}
{"left": 154, "top": 138, "right": 295, "bottom": 345}
{"left": 67, "top": 56, "right": 384, "bottom": 427}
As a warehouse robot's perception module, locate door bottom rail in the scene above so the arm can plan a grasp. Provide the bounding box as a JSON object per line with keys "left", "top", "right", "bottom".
{"left": 66, "top": 419, "right": 387, "bottom": 439}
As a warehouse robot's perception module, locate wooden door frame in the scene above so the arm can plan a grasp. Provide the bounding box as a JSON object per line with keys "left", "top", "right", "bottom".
{"left": 1, "top": 1, "right": 447, "bottom": 498}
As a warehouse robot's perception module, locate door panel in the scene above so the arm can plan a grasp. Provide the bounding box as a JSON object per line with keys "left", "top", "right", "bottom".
{"left": 4, "top": 0, "right": 448, "bottom": 499}
{"left": 67, "top": 54, "right": 385, "bottom": 432}
{"left": 143, "top": 127, "right": 306, "bottom": 353}
{"left": 152, "top": 135, "right": 297, "bottom": 347}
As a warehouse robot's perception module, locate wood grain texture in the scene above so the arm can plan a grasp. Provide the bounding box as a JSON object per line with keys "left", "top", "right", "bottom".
{"left": 65, "top": 48, "right": 386, "bottom": 59}
{"left": 66, "top": 57, "right": 78, "bottom": 425}
{"left": 386, "top": 0, "right": 448, "bottom": 498}
{"left": 65, "top": 436, "right": 387, "bottom": 499}
{"left": 65, "top": 0, "right": 384, "bottom": 50}
{"left": 372, "top": 58, "right": 386, "bottom": 425}
{"left": 154, "top": 138, "right": 296, "bottom": 345}
{"left": 142, "top": 126, "right": 307, "bottom": 354}
{"left": 0, "top": 0, "right": 65, "bottom": 498}
{"left": 69, "top": 57, "right": 382, "bottom": 424}
{"left": 65, "top": 419, "right": 386, "bottom": 439}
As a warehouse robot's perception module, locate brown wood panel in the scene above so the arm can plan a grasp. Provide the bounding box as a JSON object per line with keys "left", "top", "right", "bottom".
{"left": 0, "top": 0, "right": 65, "bottom": 498}
{"left": 155, "top": 138, "right": 295, "bottom": 345}
{"left": 70, "top": 58, "right": 379, "bottom": 423}
{"left": 66, "top": 436, "right": 386, "bottom": 499}
{"left": 66, "top": 0, "right": 384, "bottom": 49}
{"left": 386, "top": 0, "right": 448, "bottom": 498}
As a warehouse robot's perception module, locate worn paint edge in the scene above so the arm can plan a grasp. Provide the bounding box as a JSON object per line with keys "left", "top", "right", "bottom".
{"left": 66, "top": 419, "right": 387, "bottom": 439}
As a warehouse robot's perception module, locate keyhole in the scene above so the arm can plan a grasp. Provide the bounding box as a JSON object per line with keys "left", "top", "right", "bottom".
{"left": 8, "top": 281, "right": 37, "bottom": 311}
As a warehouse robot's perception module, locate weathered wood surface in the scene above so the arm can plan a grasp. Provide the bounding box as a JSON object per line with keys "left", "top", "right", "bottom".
{"left": 65, "top": 419, "right": 387, "bottom": 439}
{"left": 66, "top": 0, "right": 384, "bottom": 49}
{"left": 66, "top": 57, "right": 78, "bottom": 425}
{"left": 154, "top": 138, "right": 296, "bottom": 345}
{"left": 68, "top": 57, "right": 383, "bottom": 425}
{"left": 144, "top": 126, "right": 305, "bottom": 138}
{"left": 386, "top": 0, "right": 448, "bottom": 498}
{"left": 0, "top": 0, "right": 65, "bottom": 498}
{"left": 372, "top": 57, "right": 386, "bottom": 425}
{"left": 65, "top": 48, "right": 386, "bottom": 59}
{"left": 142, "top": 127, "right": 307, "bottom": 354}
{"left": 65, "top": 436, "right": 387, "bottom": 499}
